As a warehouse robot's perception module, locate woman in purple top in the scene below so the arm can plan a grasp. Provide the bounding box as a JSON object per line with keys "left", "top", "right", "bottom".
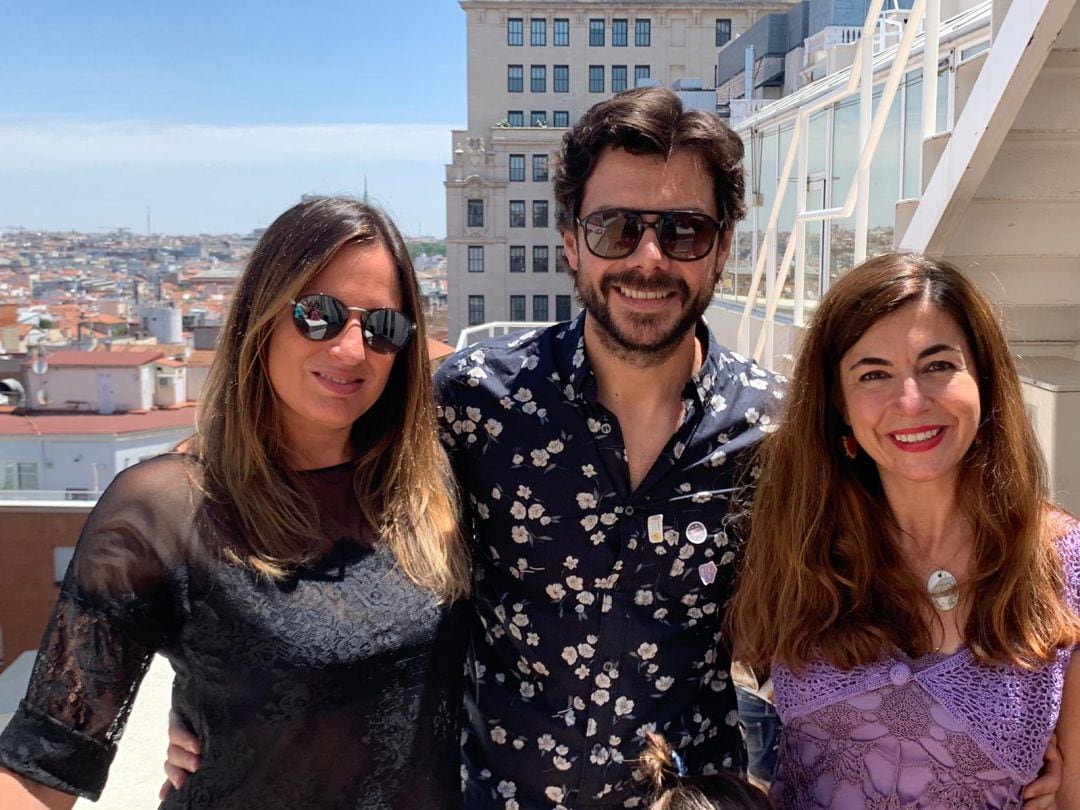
{"left": 730, "top": 253, "right": 1080, "bottom": 808}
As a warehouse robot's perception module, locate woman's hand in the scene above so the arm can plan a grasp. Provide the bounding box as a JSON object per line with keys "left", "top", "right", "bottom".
{"left": 157, "top": 709, "right": 202, "bottom": 800}
{"left": 1021, "top": 732, "right": 1061, "bottom": 809}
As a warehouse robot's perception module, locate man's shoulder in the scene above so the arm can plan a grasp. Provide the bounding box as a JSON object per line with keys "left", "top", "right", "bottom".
{"left": 435, "top": 323, "right": 571, "bottom": 396}
{"left": 706, "top": 340, "right": 788, "bottom": 402}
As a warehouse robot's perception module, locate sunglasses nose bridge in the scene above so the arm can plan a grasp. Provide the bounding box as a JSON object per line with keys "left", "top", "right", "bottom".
{"left": 626, "top": 217, "right": 669, "bottom": 264}
{"left": 329, "top": 314, "right": 369, "bottom": 361}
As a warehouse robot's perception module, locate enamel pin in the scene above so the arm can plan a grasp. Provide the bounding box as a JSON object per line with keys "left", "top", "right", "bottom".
{"left": 698, "top": 561, "right": 718, "bottom": 585}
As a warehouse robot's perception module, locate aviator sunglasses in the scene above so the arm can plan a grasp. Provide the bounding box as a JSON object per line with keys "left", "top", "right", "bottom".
{"left": 576, "top": 209, "right": 725, "bottom": 262}
{"left": 290, "top": 293, "right": 416, "bottom": 355}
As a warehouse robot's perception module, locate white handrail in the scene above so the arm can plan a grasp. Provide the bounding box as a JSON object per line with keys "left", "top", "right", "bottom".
{"left": 454, "top": 321, "right": 553, "bottom": 351}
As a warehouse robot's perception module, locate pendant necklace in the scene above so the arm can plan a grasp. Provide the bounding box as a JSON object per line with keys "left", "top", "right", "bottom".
{"left": 905, "top": 529, "right": 966, "bottom": 612}
{"left": 926, "top": 569, "right": 959, "bottom": 611}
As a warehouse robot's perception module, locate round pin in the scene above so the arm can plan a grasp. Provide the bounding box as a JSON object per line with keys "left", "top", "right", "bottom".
{"left": 685, "top": 521, "right": 709, "bottom": 545}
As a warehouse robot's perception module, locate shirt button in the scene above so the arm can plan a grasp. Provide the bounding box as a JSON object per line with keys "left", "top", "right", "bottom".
{"left": 603, "top": 661, "right": 616, "bottom": 673}
{"left": 889, "top": 662, "right": 911, "bottom": 686}
{"left": 624, "top": 506, "right": 634, "bottom": 516}
{"left": 601, "top": 423, "right": 612, "bottom": 434}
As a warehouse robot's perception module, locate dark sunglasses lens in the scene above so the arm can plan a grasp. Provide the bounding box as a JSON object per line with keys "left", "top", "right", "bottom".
{"left": 293, "top": 294, "right": 347, "bottom": 340}
{"left": 363, "top": 309, "right": 414, "bottom": 354}
{"left": 585, "top": 212, "right": 642, "bottom": 258}
{"left": 661, "top": 213, "right": 716, "bottom": 259}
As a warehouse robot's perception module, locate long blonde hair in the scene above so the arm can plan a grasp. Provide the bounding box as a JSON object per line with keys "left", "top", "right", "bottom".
{"left": 730, "top": 253, "right": 1079, "bottom": 670}
{"left": 194, "top": 197, "right": 469, "bottom": 600}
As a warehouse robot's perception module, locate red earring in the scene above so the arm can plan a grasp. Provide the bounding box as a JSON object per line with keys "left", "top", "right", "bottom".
{"left": 841, "top": 434, "right": 859, "bottom": 460}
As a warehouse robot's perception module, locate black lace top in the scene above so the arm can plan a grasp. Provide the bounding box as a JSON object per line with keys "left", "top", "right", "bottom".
{"left": 0, "top": 454, "right": 467, "bottom": 809}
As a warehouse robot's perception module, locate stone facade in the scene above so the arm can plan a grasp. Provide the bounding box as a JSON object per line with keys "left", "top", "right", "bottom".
{"left": 445, "top": 0, "right": 797, "bottom": 343}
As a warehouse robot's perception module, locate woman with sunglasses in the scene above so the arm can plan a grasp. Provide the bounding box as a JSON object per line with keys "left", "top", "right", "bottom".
{"left": 0, "top": 197, "right": 470, "bottom": 809}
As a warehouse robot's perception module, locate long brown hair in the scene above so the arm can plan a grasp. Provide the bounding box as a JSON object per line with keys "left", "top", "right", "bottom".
{"left": 730, "top": 252, "right": 1079, "bottom": 670}
{"left": 194, "top": 196, "right": 469, "bottom": 600}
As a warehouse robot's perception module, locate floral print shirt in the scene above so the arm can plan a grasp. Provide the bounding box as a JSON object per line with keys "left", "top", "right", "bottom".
{"left": 435, "top": 314, "right": 785, "bottom": 809}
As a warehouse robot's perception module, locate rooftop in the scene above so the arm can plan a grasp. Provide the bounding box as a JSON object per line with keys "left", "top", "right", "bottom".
{"left": 0, "top": 408, "right": 195, "bottom": 436}
{"left": 28, "top": 350, "right": 164, "bottom": 368}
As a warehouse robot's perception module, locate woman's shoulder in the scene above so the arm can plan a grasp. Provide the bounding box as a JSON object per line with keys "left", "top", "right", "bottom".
{"left": 104, "top": 451, "right": 202, "bottom": 502}
{"left": 85, "top": 452, "right": 206, "bottom": 545}
{"left": 1050, "top": 510, "right": 1080, "bottom": 608}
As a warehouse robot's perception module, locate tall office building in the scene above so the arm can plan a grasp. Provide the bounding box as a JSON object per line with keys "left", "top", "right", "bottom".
{"left": 444, "top": 0, "right": 796, "bottom": 344}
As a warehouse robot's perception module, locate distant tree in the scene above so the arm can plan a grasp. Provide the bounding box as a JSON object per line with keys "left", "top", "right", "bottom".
{"left": 407, "top": 240, "right": 446, "bottom": 259}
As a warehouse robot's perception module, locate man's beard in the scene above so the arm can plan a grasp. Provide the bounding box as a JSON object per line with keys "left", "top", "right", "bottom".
{"left": 574, "top": 266, "right": 718, "bottom": 366}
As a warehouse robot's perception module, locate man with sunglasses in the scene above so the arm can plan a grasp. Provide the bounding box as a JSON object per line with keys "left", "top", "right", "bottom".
{"left": 436, "top": 87, "right": 785, "bottom": 809}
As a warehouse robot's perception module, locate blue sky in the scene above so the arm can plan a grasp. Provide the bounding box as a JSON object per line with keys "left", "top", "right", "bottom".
{"left": 0, "top": 1, "right": 466, "bottom": 236}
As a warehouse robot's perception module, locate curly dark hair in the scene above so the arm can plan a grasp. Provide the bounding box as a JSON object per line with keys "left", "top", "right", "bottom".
{"left": 553, "top": 87, "right": 746, "bottom": 233}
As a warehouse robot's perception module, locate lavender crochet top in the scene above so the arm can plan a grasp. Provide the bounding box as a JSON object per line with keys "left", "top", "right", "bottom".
{"left": 770, "top": 523, "right": 1080, "bottom": 809}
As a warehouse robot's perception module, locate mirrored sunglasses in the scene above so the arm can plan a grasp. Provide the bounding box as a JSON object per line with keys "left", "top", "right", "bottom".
{"left": 577, "top": 209, "right": 724, "bottom": 262}
{"left": 290, "top": 293, "right": 416, "bottom": 355}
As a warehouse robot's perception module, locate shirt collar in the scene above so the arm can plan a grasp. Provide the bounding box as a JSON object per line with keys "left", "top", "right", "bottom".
{"left": 554, "top": 312, "right": 727, "bottom": 408}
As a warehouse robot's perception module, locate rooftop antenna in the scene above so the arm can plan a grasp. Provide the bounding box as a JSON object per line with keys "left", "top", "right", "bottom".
{"left": 363, "top": 176, "right": 369, "bottom": 205}
{"left": 146, "top": 206, "right": 152, "bottom": 236}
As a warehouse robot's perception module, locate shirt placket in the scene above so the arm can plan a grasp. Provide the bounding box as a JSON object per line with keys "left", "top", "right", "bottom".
{"left": 573, "top": 393, "right": 702, "bottom": 804}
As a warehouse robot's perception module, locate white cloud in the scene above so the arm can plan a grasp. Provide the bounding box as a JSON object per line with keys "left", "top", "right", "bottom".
{"left": 0, "top": 120, "right": 461, "bottom": 169}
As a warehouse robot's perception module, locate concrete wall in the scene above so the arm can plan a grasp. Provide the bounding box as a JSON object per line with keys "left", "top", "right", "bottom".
{"left": 0, "top": 429, "right": 191, "bottom": 493}
{"left": 26, "top": 365, "right": 154, "bottom": 413}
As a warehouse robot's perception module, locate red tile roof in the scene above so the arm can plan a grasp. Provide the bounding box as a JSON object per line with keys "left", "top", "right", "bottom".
{"left": 427, "top": 338, "right": 455, "bottom": 361}
{"left": 28, "top": 350, "right": 164, "bottom": 368}
{"left": 0, "top": 408, "right": 195, "bottom": 436}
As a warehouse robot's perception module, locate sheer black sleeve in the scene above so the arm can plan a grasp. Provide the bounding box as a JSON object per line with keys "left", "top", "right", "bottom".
{"left": 0, "top": 455, "right": 190, "bottom": 799}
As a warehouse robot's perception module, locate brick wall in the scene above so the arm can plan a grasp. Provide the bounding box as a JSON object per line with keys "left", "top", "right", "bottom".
{"left": 0, "top": 507, "right": 91, "bottom": 673}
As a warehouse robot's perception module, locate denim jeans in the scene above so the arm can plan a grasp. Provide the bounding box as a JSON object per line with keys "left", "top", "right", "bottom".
{"left": 735, "top": 686, "right": 782, "bottom": 783}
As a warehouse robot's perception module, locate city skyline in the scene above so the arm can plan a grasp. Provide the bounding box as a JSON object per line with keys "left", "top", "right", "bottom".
{"left": 1, "top": 1, "right": 466, "bottom": 236}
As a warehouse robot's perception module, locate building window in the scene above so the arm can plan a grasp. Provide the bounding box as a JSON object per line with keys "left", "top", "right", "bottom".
{"left": 508, "top": 65, "right": 524, "bottom": 92}
{"left": 589, "top": 65, "right": 604, "bottom": 93}
{"left": 589, "top": 19, "right": 604, "bottom": 46}
{"left": 468, "top": 295, "right": 485, "bottom": 325}
{"left": 635, "top": 19, "right": 651, "bottom": 46}
{"left": 533, "top": 295, "right": 549, "bottom": 320}
{"left": 468, "top": 245, "right": 484, "bottom": 273}
{"left": 556, "top": 245, "right": 567, "bottom": 272}
{"left": 530, "top": 65, "right": 546, "bottom": 93}
{"left": 509, "top": 200, "right": 526, "bottom": 227}
{"left": 553, "top": 64, "right": 569, "bottom": 93}
{"left": 0, "top": 460, "right": 38, "bottom": 490}
{"left": 533, "top": 154, "right": 549, "bottom": 182}
{"left": 554, "top": 18, "right": 569, "bottom": 46}
{"left": 716, "top": 18, "right": 732, "bottom": 47}
{"left": 533, "top": 200, "right": 549, "bottom": 228}
{"left": 556, "top": 294, "right": 572, "bottom": 320}
{"left": 553, "top": 110, "right": 570, "bottom": 127}
{"left": 634, "top": 65, "right": 651, "bottom": 85}
{"left": 510, "top": 245, "right": 526, "bottom": 273}
{"left": 508, "top": 18, "right": 523, "bottom": 46}
{"left": 507, "top": 110, "right": 524, "bottom": 127}
{"left": 612, "top": 65, "right": 628, "bottom": 93}
{"left": 509, "top": 154, "right": 525, "bottom": 182}
{"left": 467, "top": 198, "right": 484, "bottom": 228}
{"left": 510, "top": 295, "right": 527, "bottom": 321}
{"left": 531, "top": 18, "right": 546, "bottom": 46}
{"left": 533, "top": 245, "right": 549, "bottom": 272}
{"left": 530, "top": 110, "right": 547, "bottom": 127}
{"left": 612, "top": 19, "right": 628, "bottom": 46}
